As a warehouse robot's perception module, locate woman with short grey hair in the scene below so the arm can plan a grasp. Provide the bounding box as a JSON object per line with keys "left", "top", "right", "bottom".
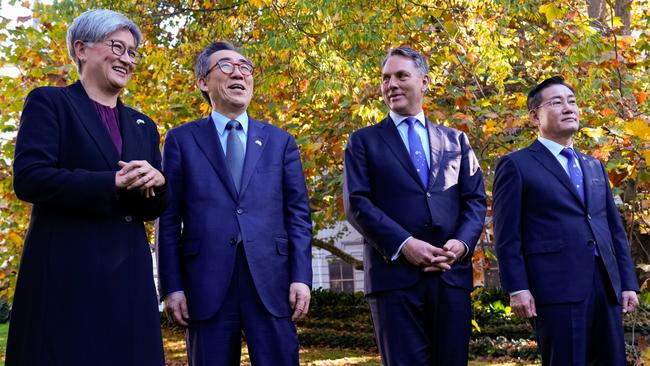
{"left": 6, "top": 9, "right": 166, "bottom": 366}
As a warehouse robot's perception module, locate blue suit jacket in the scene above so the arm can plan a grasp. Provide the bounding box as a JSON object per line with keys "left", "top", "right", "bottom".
{"left": 344, "top": 116, "right": 487, "bottom": 294}
{"left": 157, "top": 116, "right": 312, "bottom": 319}
{"left": 493, "top": 140, "right": 639, "bottom": 305}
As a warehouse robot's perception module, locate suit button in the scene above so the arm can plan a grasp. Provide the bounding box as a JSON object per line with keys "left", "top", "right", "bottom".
{"left": 229, "top": 238, "right": 237, "bottom": 245}
{"left": 236, "top": 208, "right": 243, "bottom": 215}
{"left": 124, "top": 215, "right": 132, "bottom": 222}
{"left": 587, "top": 214, "right": 592, "bottom": 220}
{"left": 426, "top": 192, "right": 431, "bottom": 198}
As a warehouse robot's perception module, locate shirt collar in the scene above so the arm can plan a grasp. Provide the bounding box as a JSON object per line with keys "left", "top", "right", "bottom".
{"left": 537, "top": 136, "right": 574, "bottom": 157}
{"left": 211, "top": 110, "right": 249, "bottom": 136}
{"left": 390, "top": 110, "right": 426, "bottom": 128}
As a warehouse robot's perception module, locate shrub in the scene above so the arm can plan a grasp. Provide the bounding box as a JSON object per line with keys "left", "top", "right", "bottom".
{"left": 0, "top": 297, "right": 10, "bottom": 323}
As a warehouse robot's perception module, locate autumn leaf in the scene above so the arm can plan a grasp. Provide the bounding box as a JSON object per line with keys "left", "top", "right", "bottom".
{"left": 299, "top": 79, "right": 310, "bottom": 92}
{"left": 539, "top": 3, "right": 565, "bottom": 24}
{"left": 601, "top": 108, "right": 615, "bottom": 117}
{"left": 624, "top": 119, "right": 650, "bottom": 140}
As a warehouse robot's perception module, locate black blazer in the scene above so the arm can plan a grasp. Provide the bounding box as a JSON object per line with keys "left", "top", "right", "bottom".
{"left": 7, "top": 81, "right": 167, "bottom": 366}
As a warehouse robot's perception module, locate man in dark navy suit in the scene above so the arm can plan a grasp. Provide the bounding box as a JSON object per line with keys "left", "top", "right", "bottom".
{"left": 344, "top": 46, "right": 487, "bottom": 366}
{"left": 493, "top": 76, "right": 639, "bottom": 365}
{"left": 157, "top": 41, "right": 312, "bottom": 366}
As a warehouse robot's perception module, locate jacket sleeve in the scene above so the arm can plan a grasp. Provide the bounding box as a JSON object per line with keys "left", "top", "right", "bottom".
{"left": 343, "top": 131, "right": 411, "bottom": 260}
{"left": 156, "top": 130, "right": 185, "bottom": 298}
{"left": 116, "top": 118, "right": 169, "bottom": 221}
{"left": 282, "top": 135, "right": 313, "bottom": 286}
{"left": 602, "top": 161, "right": 639, "bottom": 292}
{"left": 493, "top": 155, "right": 529, "bottom": 293}
{"left": 450, "top": 132, "right": 487, "bottom": 259}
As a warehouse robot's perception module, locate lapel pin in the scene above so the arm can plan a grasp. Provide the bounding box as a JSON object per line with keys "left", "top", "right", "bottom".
{"left": 255, "top": 139, "right": 262, "bottom": 146}
{"left": 136, "top": 119, "right": 145, "bottom": 125}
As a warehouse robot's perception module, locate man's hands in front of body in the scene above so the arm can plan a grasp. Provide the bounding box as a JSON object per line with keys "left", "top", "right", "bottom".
{"left": 401, "top": 238, "right": 457, "bottom": 272}
{"left": 289, "top": 282, "right": 311, "bottom": 322}
{"left": 510, "top": 290, "right": 537, "bottom": 318}
{"left": 164, "top": 291, "right": 189, "bottom": 327}
{"left": 115, "top": 160, "right": 165, "bottom": 198}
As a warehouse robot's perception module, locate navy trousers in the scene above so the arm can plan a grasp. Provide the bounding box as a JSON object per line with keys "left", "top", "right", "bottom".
{"left": 186, "top": 244, "right": 299, "bottom": 366}
{"left": 367, "top": 274, "right": 472, "bottom": 366}
{"left": 535, "top": 257, "right": 626, "bottom": 366}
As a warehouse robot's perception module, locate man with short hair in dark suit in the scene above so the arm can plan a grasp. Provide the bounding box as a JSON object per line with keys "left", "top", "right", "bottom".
{"left": 344, "top": 46, "right": 487, "bottom": 366}
{"left": 493, "top": 75, "right": 639, "bottom": 365}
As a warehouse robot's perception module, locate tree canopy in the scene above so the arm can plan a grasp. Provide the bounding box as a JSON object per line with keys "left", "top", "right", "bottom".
{"left": 1, "top": 0, "right": 649, "bottom": 300}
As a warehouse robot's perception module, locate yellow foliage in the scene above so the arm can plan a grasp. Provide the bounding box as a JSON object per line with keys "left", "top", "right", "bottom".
{"left": 515, "top": 94, "right": 527, "bottom": 108}
{"left": 581, "top": 127, "right": 606, "bottom": 139}
{"left": 539, "top": 3, "right": 565, "bottom": 24}
{"left": 483, "top": 119, "right": 497, "bottom": 134}
{"left": 624, "top": 119, "right": 650, "bottom": 140}
{"left": 472, "top": 319, "right": 481, "bottom": 332}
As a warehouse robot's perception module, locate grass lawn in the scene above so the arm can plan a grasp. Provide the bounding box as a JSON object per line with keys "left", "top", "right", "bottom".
{"left": 162, "top": 326, "right": 539, "bottom": 366}
{"left": 1, "top": 323, "right": 645, "bottom": 365}
{"left": 0, "top": 322, "right": 7, "bottom": 366}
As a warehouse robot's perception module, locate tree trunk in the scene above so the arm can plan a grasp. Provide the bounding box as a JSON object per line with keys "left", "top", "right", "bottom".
{"left": 587, "top": 0, "right": 603, "bottom": 18}
{"left": 614, "top": 0, "right": 632, "bottom": 35}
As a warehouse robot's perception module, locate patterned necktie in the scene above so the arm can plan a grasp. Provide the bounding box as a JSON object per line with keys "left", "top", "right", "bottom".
{"left": 404, "top": 117, "right": 429, "bottom": 188}
{"left": 560, "top": 147, "right": 597, "bottom": 255}
{"left": 226, "top": 120, "right": 244, "bottom": 191}
{"left": 559, "top": 147, "right": 584, "bottom": 202}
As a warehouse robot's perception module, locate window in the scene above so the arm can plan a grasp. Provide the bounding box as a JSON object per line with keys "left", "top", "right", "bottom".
{"left": 328, "top": 259, "right": 354, "bottom": 293}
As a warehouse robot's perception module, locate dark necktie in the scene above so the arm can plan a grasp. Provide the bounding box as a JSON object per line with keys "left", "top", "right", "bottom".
{"left": 560, "top": 147, "right": 584, "bottom": 202}
{"left": 404, "top": 117, "right": 429, "bottom": 188}
{"left": 560, "top": 148, "right": 598, "bottom": 255}
{"left": 226, "top": 120, "right": 244, "bottom": 191}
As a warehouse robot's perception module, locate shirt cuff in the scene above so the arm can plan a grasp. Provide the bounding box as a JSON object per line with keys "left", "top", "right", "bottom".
{"left": 457, "top": 239, "right": 470, "bottom": 261}
{"left": 163, "top": 290, "right": 185, "bottom": 300}
{"left": 391, "top": 236, "right": 413, "bottom": 261}
{"left": 509, "top": 290, "right": 528, "bottom": 296}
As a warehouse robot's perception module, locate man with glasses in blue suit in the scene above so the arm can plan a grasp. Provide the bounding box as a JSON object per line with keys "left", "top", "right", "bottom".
{"left": 493, "top": 75, "right": 639, "bottom": 365}
{"left": 157, "top": 41, "right": 313, "bottom": 366}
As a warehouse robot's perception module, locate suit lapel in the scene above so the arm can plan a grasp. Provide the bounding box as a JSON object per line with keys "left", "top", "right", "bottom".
{"left": 117, "top": 100, "right": 143, "bottom": 162}
{"left": 62, "top": 81, "right": 120, "bottom": 168}
{"left": 377, "top": 117, "right": 423, "bottom": 188}
{"left": 529, "top": 140, "right": 584, "bottom": 205}
{"left": 239, "top": 118, "right": 269, "bottom": 196}
{"left": 426, "top": 119, "right": 445, "bottom": 191}
{"left": 191, "top": 117, "right": 239, "bottom": 200}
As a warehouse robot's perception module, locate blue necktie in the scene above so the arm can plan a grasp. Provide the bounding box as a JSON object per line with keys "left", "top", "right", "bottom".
{"left": 561, "top": 148, "right": 598, "bottom": 255}
{"left": 226, "top": 120, "right": 244, "bottom": 191}
{"left": 404, "top": 117, "right": 429, "bottom": 188}
{"left": 560, "top": 147, "right": 584, "bottom": 202}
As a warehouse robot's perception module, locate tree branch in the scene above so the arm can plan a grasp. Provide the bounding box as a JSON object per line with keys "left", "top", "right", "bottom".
{"left": 312, "top": 237, "right": 364, "bottom": 270}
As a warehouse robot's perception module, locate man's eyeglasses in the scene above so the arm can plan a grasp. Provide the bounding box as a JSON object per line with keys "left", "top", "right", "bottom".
{"left": 531, "top": 98, "right": 577, "bottom": 111}
{"left": 103, "top": 39, "right": 142, "bottom": 64}
{"left": 205, "top": 61, "right": 254, "bottom": 77}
